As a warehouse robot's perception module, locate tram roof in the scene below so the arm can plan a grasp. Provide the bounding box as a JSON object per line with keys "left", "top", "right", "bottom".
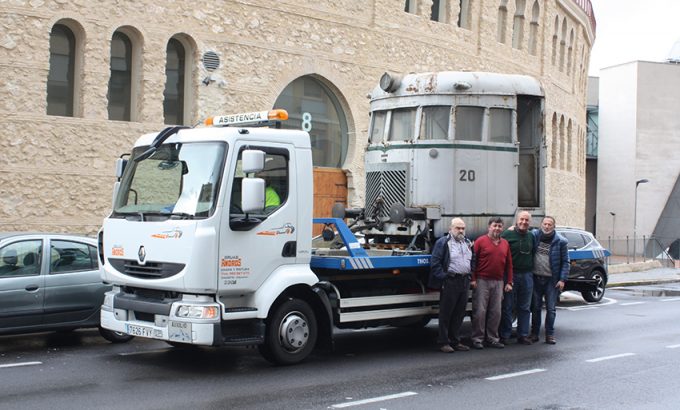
{"left": 371, "top": 71, "right": 544, "bottom": 100}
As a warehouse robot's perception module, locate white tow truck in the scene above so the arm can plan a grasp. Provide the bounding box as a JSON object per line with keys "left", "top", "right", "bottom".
{"left": 99, "top": 109, "right": 436, "bottom": 364}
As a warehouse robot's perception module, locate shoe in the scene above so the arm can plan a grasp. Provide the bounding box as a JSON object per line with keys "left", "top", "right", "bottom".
{"left": 530, "top": 334, "right": 540, "bottom": 343}
{"left": 487, "top": 341, "right": 505, "bottom": 349}
{"left": 440, "top": 344, "right": 455, "bottom": 353}
{"left": 545, "top": 335, "right": 556, "bottom": 345}
{"left": 517, "top": 336, "right": 533, "bottom": 345}
{"left": 452, "top": 343, "right": 470, "bottom": 352}
{"left": 472, "top": 342, "right": 484, "bottom": 350}
{"left": 499, "top": 338, "right": 507, "bottom": 345}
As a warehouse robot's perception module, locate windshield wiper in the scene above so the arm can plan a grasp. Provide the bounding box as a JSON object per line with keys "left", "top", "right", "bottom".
{"left": 168, "top": 212, "right": 195, "bottom": 220}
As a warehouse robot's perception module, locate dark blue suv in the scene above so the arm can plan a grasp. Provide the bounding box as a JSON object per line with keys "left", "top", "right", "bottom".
{"left": 557, "top": 227, "right": 611, "bottom": 302}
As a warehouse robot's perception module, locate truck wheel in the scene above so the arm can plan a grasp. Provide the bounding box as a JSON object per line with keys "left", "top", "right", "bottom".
{"left": 99, "top": 327, "right": 134, "bottom": 343}
{"left": 259, "top": 299, "right": 317, "bottom": 365}
{"left": 581, "top": 270, "right": 606, "bottom": 303}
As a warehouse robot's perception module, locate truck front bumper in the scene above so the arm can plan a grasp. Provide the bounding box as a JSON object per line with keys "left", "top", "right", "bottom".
{"left": 100, "top": 290, "right": 221, "bottom": 346}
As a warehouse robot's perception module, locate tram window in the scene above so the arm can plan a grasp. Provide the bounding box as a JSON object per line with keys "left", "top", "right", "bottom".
{"left": 489, "top": 108, "right": 513, "bottom": 143}
{"left": 420, "top": 106, "right": 450, "bottom": 140}
{"left": 369, "top": 110, "right": 387, "bottom": 143}
{"left": 388, "top": 108, "right": 417, "bottom": 141}
{"left": 454, "top": 106, "right": 483, "bottom": 141}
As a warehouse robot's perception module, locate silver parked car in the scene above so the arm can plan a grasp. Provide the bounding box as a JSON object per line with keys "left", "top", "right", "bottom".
{"left": 0, "top": 232, "right": 132, "bottom": 343}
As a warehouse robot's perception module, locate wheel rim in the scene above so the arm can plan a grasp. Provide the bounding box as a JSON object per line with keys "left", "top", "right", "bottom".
{"left": 590, "top": 272, "right": 604, "bottom": 299}
{"left": 278, "top": 311, "right": 309, "bottom": 353}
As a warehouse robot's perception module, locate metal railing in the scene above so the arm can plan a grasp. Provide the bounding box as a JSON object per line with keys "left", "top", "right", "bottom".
{"left": 571, "top": 0, "right": 597, "bottom": 33}
{"left": 602, "top": 236, "right": 678, "bottom": 268}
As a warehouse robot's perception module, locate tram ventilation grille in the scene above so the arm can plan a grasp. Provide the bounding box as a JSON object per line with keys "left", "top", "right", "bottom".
{"left": 365, "top": 170, "right": 407, "bottom": 219}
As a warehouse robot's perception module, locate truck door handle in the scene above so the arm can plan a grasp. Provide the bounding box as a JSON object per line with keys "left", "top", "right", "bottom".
{"left": 25, "top": 285, "right": 39, "bottom": 292}
{"left": 282, "top": 241, "right": 297, "bottom": 257}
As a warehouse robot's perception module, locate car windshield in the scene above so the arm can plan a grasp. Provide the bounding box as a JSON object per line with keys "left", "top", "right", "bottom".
{"left": 114, "top": 142, "right": 227, "bottom": 218}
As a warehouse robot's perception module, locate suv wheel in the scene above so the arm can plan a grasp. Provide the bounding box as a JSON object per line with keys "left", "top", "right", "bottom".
{"left": 581, "top": 270, "right": 606, "bottom": 303}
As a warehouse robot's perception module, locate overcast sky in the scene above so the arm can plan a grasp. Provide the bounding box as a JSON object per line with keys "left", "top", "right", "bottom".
{"left": 588, "top": 0, "right": 680, "bottom": 77}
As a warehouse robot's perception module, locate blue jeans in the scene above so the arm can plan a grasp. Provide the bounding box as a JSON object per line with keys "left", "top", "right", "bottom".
{"left": 500, "top": 271, "right": 533, "bottom": 339}
{"left": 532, "top": 275, "right": 558, "bottom": 337}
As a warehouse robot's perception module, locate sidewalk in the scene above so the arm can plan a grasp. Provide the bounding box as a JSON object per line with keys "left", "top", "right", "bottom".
{"left": 607, "top": 261, "right": 680, "bottom": 287}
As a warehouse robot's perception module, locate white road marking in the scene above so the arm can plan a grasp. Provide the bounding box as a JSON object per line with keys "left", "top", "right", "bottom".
{"left": 598, "top": 297, "right": 618, "bottom": 306}
{"left": 485, "top": 368, "right": 546, "bottom": 381}
{"left": 567, "top": 306, "right": 599, "bottom": 311}
{"left": 330, "top": 392, "right": 418, "bottom": 408}
{"left": 661, "top": 297, "right": 680, "bottom": 302}
{"left": 0, "top": 361, "right": 42, "bottom": 369}
{"left": 586, "top": 353, "right": 636, "bottom": 363}
{"left": 666, "top": 344, "right": 680, "bottom": 349}
{"left": 558, "top": 297, "right": 617, "bottom": 310}
{"left": 118, "top": 348, "right": 171, "bottom": 356}
{"left": 620, "top": 302, "right": 646, "bottom": 306}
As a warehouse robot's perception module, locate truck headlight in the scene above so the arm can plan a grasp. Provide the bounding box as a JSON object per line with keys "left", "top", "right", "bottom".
{"left": 175, "top": 305, "right": 219, "bottom": 319}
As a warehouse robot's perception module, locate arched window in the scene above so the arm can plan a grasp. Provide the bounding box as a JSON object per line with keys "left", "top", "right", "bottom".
{"left": 497, "top": 0, "right": 508, "bottom": 43}
{"left": 163, "top": 38, "right": 185, "bottom": 125}
{"left": 567, "top": 29, "right": 575, "bottom": 76}
{"left": 551, "top": 113, "right": 558, "bottom": 168}
{"left": 458, "top": 0, "right": 471, "bottom": 29}
{"left": 431, "top": 0, "right": 448, "bottom": 23}
{"left": 559, "top": 115, "right": 565, "bottom": 170}
{"left": 108, "top": 31, "right": 132, "bottom": 121}
{"left": 528, "top": 1, "right": 539, "bottom": 55}
{"left": 560, "top": 18, "right": 567, "bottom": 72}
{"left": 552, "top": 16, "right": 559, "bottom": 66}
{"left": 567, "top": 119, "right": 573, "bottom": 171}
{"left": 512, "top": 0, "right": 526, "bottom": 50}
{"left": 47, "top": 24, "right": 75, "bottom": 116}
{"left": 274, "top": 76, "right": 349, "bottom": 168}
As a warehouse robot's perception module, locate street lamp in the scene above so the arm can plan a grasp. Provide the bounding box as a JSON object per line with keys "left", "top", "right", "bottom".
{"left": 633, "top": 178, "right": 649, "bottom": 261}
{"left": 609, "top": 211, "right": 616, "bottom": 239}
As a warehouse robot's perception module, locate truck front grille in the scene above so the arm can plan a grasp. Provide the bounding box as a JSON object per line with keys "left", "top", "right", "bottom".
{"left": 108, "top": 258, "right": 185, "bottom": 279}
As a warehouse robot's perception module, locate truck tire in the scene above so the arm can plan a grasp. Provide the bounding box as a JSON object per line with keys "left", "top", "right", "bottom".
{"left": 581, "top": 270, "right": 606, "bottom": 303}
{"left": 99, "top": 327, "right": 134, "bottom": 343}
{"left": 259, "top": 298, "right": 317, "bottom": 365}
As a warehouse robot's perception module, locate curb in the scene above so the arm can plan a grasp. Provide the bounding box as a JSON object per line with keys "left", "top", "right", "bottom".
{"left": 607, "top": 278, "right": 680, "bottom": 288}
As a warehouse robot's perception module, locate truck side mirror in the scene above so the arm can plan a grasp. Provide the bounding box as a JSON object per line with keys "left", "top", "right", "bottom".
{"left": 115, "top": 158, "right": 127, "bottom": 180}
{"left": 242, "top": 150, "right": 265, "bottom": 174}
{"left": 241, "top": 178, "right": 265, "bottom": 213}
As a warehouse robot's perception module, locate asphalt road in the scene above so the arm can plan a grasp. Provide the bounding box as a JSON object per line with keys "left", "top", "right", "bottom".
{"left": 1, "top": 284, "right": 680, "bottom": 410}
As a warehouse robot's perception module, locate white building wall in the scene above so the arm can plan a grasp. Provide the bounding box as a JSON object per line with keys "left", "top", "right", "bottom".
{"left": 596, "top": 62, "right": 638, "bottom": 239}
{"left": 634, "top": 62, "right": 680, "bottom": 238}
{"left": 596, "top": 61, "right": 680, "bottom": 243}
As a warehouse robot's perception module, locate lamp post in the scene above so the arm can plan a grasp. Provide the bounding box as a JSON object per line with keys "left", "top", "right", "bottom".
{"left": 609, "top": 211, "right": 616, "bottom": 254}
{"left": 633, "top": 179, "right": 649, "bottom": 262}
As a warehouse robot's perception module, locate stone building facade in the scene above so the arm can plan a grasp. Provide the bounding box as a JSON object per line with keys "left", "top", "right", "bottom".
{"left": 0, "top": 0, "right": 595, "bottom": 235}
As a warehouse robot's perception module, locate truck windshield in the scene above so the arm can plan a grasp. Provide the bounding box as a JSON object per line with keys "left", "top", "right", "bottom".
{"left": 114, "top": 142, "right": 227, "bottom": 219}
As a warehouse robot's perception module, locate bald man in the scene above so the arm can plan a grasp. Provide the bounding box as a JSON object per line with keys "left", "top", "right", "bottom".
{"left": 499, "top": 211, "right": 535, "bottom": 345}
{"left": 429, "top": 218, "right": 473, "bottom": 353}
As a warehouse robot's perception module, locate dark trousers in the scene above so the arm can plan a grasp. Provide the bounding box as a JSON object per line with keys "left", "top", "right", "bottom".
{"left": 532, "top": 275, "right": 558, "bottom": 337}
{"left": 437, "top": 275, "right": 470, "bottom": 345}
{"left": 499, "top": 271, "right": 534, "bottom": 339}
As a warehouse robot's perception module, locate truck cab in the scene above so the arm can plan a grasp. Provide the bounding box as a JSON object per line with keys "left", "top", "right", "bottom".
{"left": 99, "top": 111, "right": 322, "bottom": 362}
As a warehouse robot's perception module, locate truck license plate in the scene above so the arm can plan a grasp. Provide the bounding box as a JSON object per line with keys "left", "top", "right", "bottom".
{"left": 126, "top": 324, "right": 156, "bottom": 338}
{"left": 169, "top": 321, "right": 192, "bottom": 342}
